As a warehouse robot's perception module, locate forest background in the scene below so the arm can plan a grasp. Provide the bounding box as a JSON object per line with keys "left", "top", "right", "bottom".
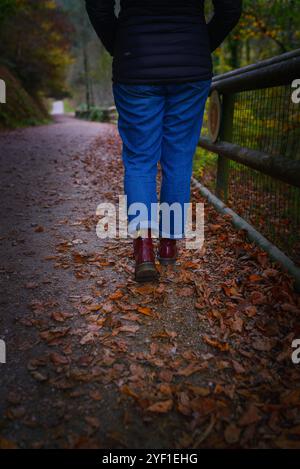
{"left": 0, "top": 0, "right": 299, "bottom": 125}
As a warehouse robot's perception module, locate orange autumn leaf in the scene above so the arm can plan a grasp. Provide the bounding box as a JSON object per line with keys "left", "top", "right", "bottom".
{"left": 239, "top": 404, "right": 261, "bottom": 426}
{"left": 89, "top": 390, "right": 102, "bottom": 401}
{"left": 147, "top": 400, "right": 173, "bottom": 413}
{"left": 0, "top": 437, "right": 18, "bottom": 449}
{"left": 250, "top": 291, "right": 267, "bottom": 305}
{"left": 222, "top": 285, "right": 240, "bottom": 297}
{"left": 203, "top": 336, "right": 230, "bottom": 352}
{"left": 135, "top": 285, "right": 155, "bottom": 295}
{"left": 72, "top": 252, "right": 88, "bottom": 264}
{"left": 177, "top": 362, "right": 207, "bottom": 377}
{"left": 51, "top": 311, "right": 73, "bottom": 322}
{"left": 183, "top": 261, "right": 199, "bottom": 269}
{"left": 109, "top": 290, "right": 124, "bottom": 300}
{"left": 249, "top": 274, "right": 262, "bottom": 282}
{"left": 121, "top": 385, "right": 139, "bottom": 400}
{"left": 86, "top": 304, "right": 101, "bottom": 312}
{"left": 137, "top": 306, "right": 153, "bottom": 316}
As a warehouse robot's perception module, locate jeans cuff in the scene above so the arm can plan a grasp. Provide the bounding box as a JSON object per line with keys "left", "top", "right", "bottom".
{"left": 128, "top": 220, "right": 160, "bottom": 238}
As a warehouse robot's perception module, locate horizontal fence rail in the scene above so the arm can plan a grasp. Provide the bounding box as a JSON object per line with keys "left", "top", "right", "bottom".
{"left": 196, "top": 49, "right": 300, "bottom": 287}
{"left": 211, "top": 49, "right": 300, "bottom": 93}
{"left": 200, "top": 137, "right": 300, "bottom": 188}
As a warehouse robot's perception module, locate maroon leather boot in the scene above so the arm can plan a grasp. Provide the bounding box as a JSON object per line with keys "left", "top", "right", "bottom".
{"left": 133, "top": 229, "right": 159, "bottom": 282}
{"left": 158, "top": 238, "right": 178, "bottom": 265}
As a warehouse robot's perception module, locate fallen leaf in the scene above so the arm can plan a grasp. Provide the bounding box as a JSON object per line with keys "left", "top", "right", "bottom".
{"left": 50, "top": 352, "right": 69, "bottom": 365}
{"left": 89, "top": 390, "right": 102, "bottom": 401}
{"left": 72, "top": 252, "right": 89, "bottom": 264}
{"left": 224, "top": 423, "right": 241, "bottom": 444}
{"left": 274, "top": 426, "right": 300, "bottom": 448}
{"left": 252, "top": 337, "right": 275, "bottom": 352}
{"left": 177, "top": 362, "right": 207, "bottom": 377}
{"left": 121, "top": 385, "right": 139, "bottom": 400}
{"left": 80, "top": 332, "right": 98, "bottom": 345}
{"left": 187, "top": 385, "right": 210, "bottom": 397}
{"left": 180, "top": 287, "right": 194, "bottom": 297}
{"left": 231, "top": 316, "right": 243, "bottom": 333}
{"left": 190, "top": 397, "right": 217, "bottom": 416}
{"left": 249, "top": 274, "right": 262, "bottom": 282}
{"left": 51, "top": 311, "right": 72, "bottom": 322}
{"left": 85, "top": 416, "right": 100, "bottom": 429}
{"left": 147, "top": 400, "right": 173, "bottom": 413}
{"left": 137, "top": 306, "right": 153, "bottom": 316}
{"left": 222, "top": 285, "right": 240, "bottom": 298}
{"left": 31, "top": 371, "right": 48, "bottom": 382}
{"left": 203, "top": 336, "right": 230, "bottom": 352}
{"left": 250, "top": 291, "right": 267, "bottom": 305}
{"left": 40, "top": 327, "right": 70, "bottom": 343}
{"left": 281, "top": 389, "right": 300, "bottom": 406}
{"left": 86, "top": 304, "right": 101, "bottom": 312}
{"left": 0, "top": 437, "right": 18, "bottom": 449}
{"left": 118, "top": 325, "right": 139, "bottom": 334}
{"left": 281, "top": 303, "right": 300, "bottom": 314}
{"left": 244, "top": 305, "right": 257, "bottom": 317}
{"left": 232, "top": 360, "right": 246, "bottom": 374}
{"left": 209, "top": 224, "right": 222, "bottom": 232}
{"left": 109, "top": 290, "right": 124, "bottom": 300}
{"left": 239, "top": 404, "right": 261, "bottom": 426}
{"left": 6, "top": 406, "right": 26, "bottom": 420}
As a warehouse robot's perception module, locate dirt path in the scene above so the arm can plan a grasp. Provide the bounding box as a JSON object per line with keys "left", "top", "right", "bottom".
{"left": 0, "top": 116, "right": 300, "bottom": 449}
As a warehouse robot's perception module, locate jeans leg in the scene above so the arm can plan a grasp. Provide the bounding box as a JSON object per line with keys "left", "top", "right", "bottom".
{"left": 159, "top": 79, "right": 211, "bottom": 238}
{"left": 113, "top": 83, "right": 165, "bottom": 236}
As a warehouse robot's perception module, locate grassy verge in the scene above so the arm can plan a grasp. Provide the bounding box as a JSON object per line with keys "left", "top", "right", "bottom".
{"left": 0, "top": 66, "right": 50, "bottom": 130}
{"left": 75, "top": 106, "right": 117, "bottom": 124}
{"left": 193, "top": 146, "right": 218, "bottom": 191}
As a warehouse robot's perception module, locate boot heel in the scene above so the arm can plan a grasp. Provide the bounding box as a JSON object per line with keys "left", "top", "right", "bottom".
{"left": 157, "top": 256, "right": 177, "bottom": 266}
{"left": 135, "top": 262, "right": 159, "bottom": 282}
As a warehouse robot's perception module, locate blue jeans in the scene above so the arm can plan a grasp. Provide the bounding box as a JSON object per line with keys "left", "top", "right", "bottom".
{"left": 113, "top": 79, "right": 211, "bottom": 238}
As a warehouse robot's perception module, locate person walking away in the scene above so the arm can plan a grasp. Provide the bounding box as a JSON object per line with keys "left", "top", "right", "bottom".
{"left": 85, "top": 0, "right": 243, "bottom": 282}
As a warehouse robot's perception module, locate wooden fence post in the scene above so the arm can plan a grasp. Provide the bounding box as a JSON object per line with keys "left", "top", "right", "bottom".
{"left": 216, "top": 93, "right": 235, "bottom": 202}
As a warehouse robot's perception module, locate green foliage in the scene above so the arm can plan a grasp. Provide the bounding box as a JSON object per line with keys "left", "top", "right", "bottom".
{"left": 89, "top": 107, "right": 105, "bottom": 122}
{"left": 241, "top": 0, "right": 300, "bottom": 52}
{"left": 75, "top": 106, "right": 111, "bottom": 123}
{"left": 193, "top": 147, "right": 218, "bottom": 192}
{"left": 0, "top": 0, "right": 17, "bottom": 25}
{"left": 212, "top": 0, "right": 300, "bottom": 74}
{"left": 0, "top": 0, "right": 73, "bottom": 98}
{"left": 0, "top": 66, "right": 50, "bottom": 129}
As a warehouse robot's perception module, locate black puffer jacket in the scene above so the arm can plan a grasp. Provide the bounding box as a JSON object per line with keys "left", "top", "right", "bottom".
{"left": 85, "top": 0, "right": 243, "bottom": 84}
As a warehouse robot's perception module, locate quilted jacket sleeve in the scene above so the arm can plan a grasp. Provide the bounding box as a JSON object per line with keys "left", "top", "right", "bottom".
{"left": 85, "top": 0, "right": 117, "bottom": 56}
{"left": 207, "top": 0, "right": 243, "bottom": 52}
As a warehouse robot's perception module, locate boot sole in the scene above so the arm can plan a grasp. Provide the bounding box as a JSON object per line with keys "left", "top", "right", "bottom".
{"left": 135, "top": 262, "right": 159, "bottom": 282}
{"left": 157, "top": 257, "right": 177, "bottom": 266}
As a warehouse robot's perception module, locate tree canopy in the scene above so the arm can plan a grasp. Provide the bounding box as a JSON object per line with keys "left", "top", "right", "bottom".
{"left": 0, "top": 0, "right": 299, "bottom": 106}
{"left": 0, "top": 0, "right": 73, "bottom": 98}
